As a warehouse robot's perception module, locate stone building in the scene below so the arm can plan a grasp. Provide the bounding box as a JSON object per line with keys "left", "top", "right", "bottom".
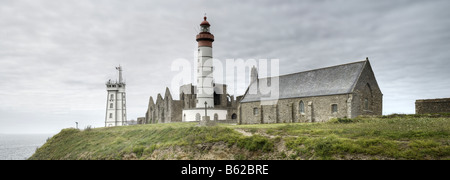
{"left": 146, "top": 88, "right": 183, "bottom": 124}
{"left": 416, "top": 98, "right": 450, "bottom": 114}
{"left": 137, "top": 117, "right": 146, "bottom": 124}
{"left": 238, "top": 59, "right": 382, "bottom": 124}
{"left": 145, "top": 85, "right": 239, "bottom": 123}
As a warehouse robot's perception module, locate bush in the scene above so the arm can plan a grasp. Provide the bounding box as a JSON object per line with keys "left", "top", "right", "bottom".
{"left": 132, "top": 146, "right": 145, "bottom": 157}
{"left": 144, "top": 144, "right": 157, "bottom": 155}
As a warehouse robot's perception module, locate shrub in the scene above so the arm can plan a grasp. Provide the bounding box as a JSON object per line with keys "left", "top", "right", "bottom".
{"left": 144, "top": 144, "right": 157, "bottom": 155}
{"left": 132, "top": 146, "right": 145, "bottom": 157}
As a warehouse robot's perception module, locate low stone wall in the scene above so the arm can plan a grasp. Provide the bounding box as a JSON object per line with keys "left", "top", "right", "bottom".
{"left": 217, "top": 119, "right": 237, "bottom": 124}
{"left": 416, "top": 98, "right": 450, "bottom": 114}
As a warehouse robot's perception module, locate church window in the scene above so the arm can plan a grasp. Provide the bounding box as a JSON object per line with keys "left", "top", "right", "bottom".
{"left": 364, "top": 98, "right": 369, "bottom": 110}
{"left": 110, "top": 103, "right": 113, "bottom": 108}
{"left": 331, "top": 104, "right": 338, "bottom": 113}
{"left": 253, "top": 108, "right": 259, "bottom": 115}
{"left": 299, "top": 101, "right": 305, "bottom": 114}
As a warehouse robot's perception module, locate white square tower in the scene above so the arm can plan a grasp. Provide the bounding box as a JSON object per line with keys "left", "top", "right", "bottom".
{"left": 105, "top": 66, "right": 127, "bottom": 127}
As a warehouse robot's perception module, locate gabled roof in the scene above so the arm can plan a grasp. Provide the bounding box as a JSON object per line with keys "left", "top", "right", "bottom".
{"left": 240, "top": 60, "right": 367, "bottom": 103}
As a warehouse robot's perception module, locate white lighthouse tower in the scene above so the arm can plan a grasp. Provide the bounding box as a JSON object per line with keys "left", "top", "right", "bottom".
{"left": 105, "top": 66, "right": 127, "bottom": 127}
{"left": 182, "top": 16, "right": 228, "bottom": 122}
{"left": 196, "top": 16, "right": 215, "bottom": 108}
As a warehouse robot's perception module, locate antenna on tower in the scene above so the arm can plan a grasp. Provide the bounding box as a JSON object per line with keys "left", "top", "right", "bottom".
{"left": 116, "top": 65, "right": 123, "bottom": 84}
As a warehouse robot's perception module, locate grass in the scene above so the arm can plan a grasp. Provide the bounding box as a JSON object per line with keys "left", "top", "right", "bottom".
{"left": 30, "top": 114, "right": 450, "bottom": 160}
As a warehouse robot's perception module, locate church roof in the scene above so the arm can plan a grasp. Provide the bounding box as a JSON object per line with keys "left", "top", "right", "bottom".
{"left": 240, "top": 60, "right": 367, "bottom": 103}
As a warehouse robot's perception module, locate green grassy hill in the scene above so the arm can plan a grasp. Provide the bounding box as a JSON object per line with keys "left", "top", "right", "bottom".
{"left": 29, "top": 114, "right": 450, "bottom": 160}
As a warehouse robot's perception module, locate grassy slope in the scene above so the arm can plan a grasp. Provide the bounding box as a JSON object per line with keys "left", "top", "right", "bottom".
{"left": 29, "top": 115, "right": 450, "bottom": 160}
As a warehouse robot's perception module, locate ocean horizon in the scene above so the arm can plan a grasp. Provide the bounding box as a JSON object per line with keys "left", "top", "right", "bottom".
{"left": 0, "top": 134, "right": 54, "bottom": 160}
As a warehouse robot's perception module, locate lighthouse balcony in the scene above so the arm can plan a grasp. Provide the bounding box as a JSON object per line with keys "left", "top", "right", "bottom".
{"left": 196, "top": 33, "right": 214, "bottom": 41}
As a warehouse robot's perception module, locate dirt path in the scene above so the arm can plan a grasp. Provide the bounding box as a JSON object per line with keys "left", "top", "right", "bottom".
{"left": 234, "top": 129, "right": 253, "bottom": 137}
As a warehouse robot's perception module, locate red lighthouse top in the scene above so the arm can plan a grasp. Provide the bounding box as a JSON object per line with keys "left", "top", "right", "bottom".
{"left": 196, "top": 16, "right": 214, "bottom": 47}
{"left": 200, "top": 16, "right": 210, "bottom": 26}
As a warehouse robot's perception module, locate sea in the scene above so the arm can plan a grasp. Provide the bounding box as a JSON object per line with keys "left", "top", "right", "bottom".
{"left": 0, "top": 134, "right": 54, "bottom": 160}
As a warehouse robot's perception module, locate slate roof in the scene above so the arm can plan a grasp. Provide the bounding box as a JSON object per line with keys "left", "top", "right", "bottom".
{"left": 240, "top": 60, "right": 367, "bottom": 103}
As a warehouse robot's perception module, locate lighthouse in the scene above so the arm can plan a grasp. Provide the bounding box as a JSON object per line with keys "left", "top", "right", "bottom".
{"left": 196, "top": 16, "right": 215, "bottom": 108}
{"left": 182, "top": 16, "right": 228, "bottom": 122}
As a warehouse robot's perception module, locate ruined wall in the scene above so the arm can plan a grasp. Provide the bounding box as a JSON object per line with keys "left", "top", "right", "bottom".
{"left": 416, "top": 98, "right": 450, "bottom": 114}
{"left": 180, "top": 84, "right": 197, "bottom": 109}
{"left": 146, "top": 84, "right": 238, "bottom": 124}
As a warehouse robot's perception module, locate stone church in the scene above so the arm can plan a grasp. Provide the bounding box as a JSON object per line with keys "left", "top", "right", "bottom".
{"left": 238, "top": 58, "right": 382, "bottom": 124}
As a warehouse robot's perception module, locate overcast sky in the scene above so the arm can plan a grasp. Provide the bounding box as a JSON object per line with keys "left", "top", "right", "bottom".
{"left": 1, "top": 0, "right": 449, "bottom": 134}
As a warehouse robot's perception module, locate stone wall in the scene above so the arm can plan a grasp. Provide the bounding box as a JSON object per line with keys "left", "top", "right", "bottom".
{"left": 416, "top": 98, "right": 450, "bottom": 114}
{"left": 239, "top": 94, "right": 350, "bottom": 124}
{"left": 350, "top": 60, "right": 383, "bottom": 117}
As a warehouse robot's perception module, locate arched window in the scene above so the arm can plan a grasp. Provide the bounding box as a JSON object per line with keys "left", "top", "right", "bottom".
{"left": 299, "top": 101, "right": 305, "bottom": 114}
{"left": 196, "top": 113, "right": 201, "bottom": 121}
